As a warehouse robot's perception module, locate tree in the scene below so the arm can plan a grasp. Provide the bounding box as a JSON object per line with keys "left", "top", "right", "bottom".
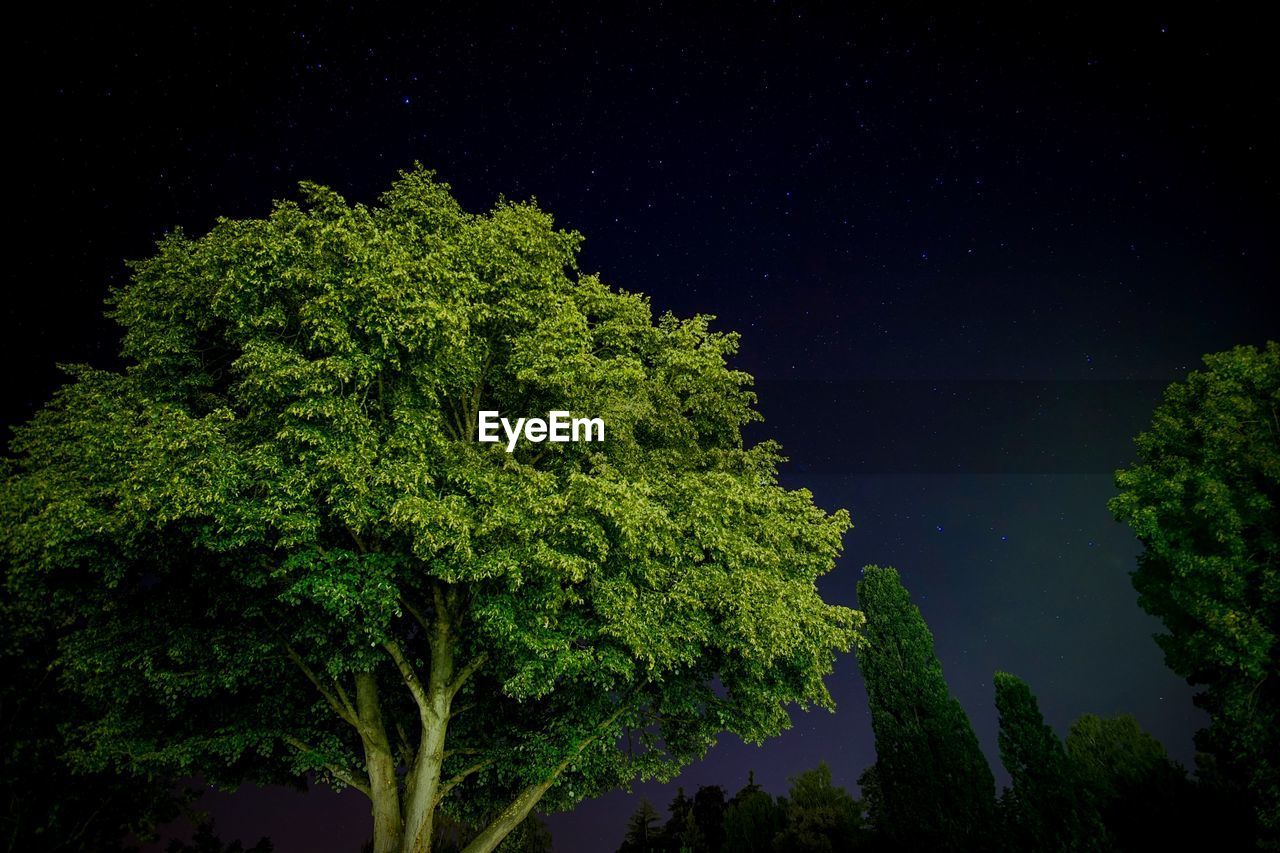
{"left": 1065, "top": 714, "right": 1195, "bottom": 851}
{"left": 853, "top": 565, "right": 995, "bottom": 850}
{"left": 658, "top": 787, "right": 694, "bottom": 853}
{"left": 1109, "top": 341, "right": 1278, "bottom": 846}
{"left": 723, "top": 773, "right": 784, "bottom": 853}
{"left": 0, "top": 167, "right": 859, "bottom": 853}
{"left": 690, "top": 785, "right": 726, "bottom": 853}
{"left": 993, "top": 673, "right": 1102, "bottom": 852}
{"left": 618, "top": 799, "right": 661, "bottom": 853}
{"left": 853, "top": 764, "right": 883, "bottom": 843}
{"left": 773, "top": 763, "right": 863, "bottom": 853}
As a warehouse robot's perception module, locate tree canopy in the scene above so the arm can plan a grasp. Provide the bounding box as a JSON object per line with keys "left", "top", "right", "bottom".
{"left": 1109, "top": 341, "right": 1278, "bottom": 845}
{"left": 0, "top": 166, "right": 858, "bottom": 853}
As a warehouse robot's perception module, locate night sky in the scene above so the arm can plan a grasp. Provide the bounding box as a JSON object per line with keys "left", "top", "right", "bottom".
{"left": 7, "top": 5, "right": 1278, "bottom": 852}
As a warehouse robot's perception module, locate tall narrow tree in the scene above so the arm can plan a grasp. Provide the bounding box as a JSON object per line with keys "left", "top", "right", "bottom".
{"left": 853, "top": 565, "right": 995, "bottom": 850}
{"left": 994, "top": 673, "right": 1103, "bottom": 851}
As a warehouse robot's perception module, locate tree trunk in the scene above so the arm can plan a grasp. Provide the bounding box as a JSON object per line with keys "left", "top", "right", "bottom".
{"left": 357, "top": 671, "right": 404, "bottom": 853}
{"left": 400, "top": 592, "right": 459, "bottom": 853}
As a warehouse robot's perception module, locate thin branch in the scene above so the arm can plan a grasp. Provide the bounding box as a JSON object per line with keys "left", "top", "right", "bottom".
{"left": 383, "top": 639, "right": 432, "bottom": 721}
{"left": 466, "top": 352, "right": 492, "bottom": 442}
{"left": 435, "top": 758, "right": 494, "bottom": 806}
{"left": 447, "top": 401, "right": 469, "bottom": 442}
{"left": 448, "top": 651, "right": 489, "bottom": 697}
{"left": 401, "top": 596, "right": 432, "bottom": 634}
{"left": 284, "top": 735, "right": 372, "bottom": 798}
{"left": 330, "top": 673, "right": 355, "bottom": 720}
{"left": 283, "top": 643, "right": 361, "bottom": 729}
{"left": 347, "top": 525, "right": 368, "bottom": 554}
{"left": 395, "top": 720, "right": 415, "bottom": 766}
{"left": 448, "top": 702, "right": 475, "bottom": 720}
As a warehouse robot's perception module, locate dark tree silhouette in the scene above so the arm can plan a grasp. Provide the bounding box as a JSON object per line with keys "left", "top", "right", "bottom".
{"left": 854, "top": 565, "right": 995, "bottom": 850}
{"left": 657, "top": 787, "right": 694, "bottom": 853}
{"left": 690, "top": 786, "right": 726, "bottom": 853}
{"left": 773, "top": 763, "right": 864, "bottom": 853}
{"left": 722, "top": 773, "right": 785, "bottom": 853}
{"left": 165, "top": 820, "right": 272, "bottom": 853}
{"left": 618, "top": 800, "right": 661, "bottom": 853}
{"left": 1066, "top": 714, "right": 1195, "bottom": 852}
{"left": 994, "top": 673, "right": 1103, "bottom": 851}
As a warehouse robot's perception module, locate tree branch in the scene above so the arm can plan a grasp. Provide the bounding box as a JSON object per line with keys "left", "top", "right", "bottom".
{"left": 435, "top": 758, "right": 494, "bottom": 806}
{"left": 284, "top": 735, "right": 372, "bottom": 798}
{"left": 395, "top": 720, "right": 415, "bottom": 766}
{"left": 466, "top": 352, "right": 491, "bottom": 442}
{"left": 448, "top": 702, "right": 475, "bottom": 720}
{"left": 448, "top": 652, "right": 489, "bottom": 697}
{"left": 382, "top": 639, "right": 432, "bottom": 723}
{"left": 401, "top": 596, "right": 432, "bottom": 634}
{"left": 459, "top": 698, "right": 635, "bottom": 853}
{"left": 283, "top": 643, "right": 361, "bottom": 730}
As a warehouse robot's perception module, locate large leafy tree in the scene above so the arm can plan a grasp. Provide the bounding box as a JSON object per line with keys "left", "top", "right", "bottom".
{"left": 0, "top": 167, "right": 858, "bottom": 853}
{"left": 853, "top": 565, "right": 995, "bottom": 851}
{"left": 993, "top": 673, "right": 1102, "bottom": 852}
{"left": 1109, "top": 341, "right": 1278, "bottom": 845}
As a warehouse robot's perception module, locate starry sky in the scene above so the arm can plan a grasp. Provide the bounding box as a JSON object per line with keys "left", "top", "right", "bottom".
{"left": 7, "top": 5, "right": 1278, "bottom": 852}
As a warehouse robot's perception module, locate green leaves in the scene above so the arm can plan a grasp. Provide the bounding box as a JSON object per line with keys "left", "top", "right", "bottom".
{"left": 1, "top": 166, "right": 858, "bottom": 844}
{"left": 1110, "top": 341, "right": 1279, "bottom": 844}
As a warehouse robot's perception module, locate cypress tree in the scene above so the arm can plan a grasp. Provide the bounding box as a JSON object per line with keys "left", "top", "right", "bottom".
{"left": 854, "top": 565, "right": 996, "bottom": 850}
{"left": 994, "top": 672, "right": 1104, "bottom": 851}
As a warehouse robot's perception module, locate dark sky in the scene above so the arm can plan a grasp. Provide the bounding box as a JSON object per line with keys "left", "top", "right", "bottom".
{"left": 7, "top": 5, "right": 1277, "bottom": 852}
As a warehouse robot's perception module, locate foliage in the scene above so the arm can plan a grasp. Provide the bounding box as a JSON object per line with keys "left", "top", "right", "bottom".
{"left": 1065, "top": 714, "right": 1194, "bottom": 852}
{"left": 656, "top": 787, "right": 694, "bottom": 853}
{"left": 772, "top": 763, "right": 863, "bottom": 853}
{"left": 993, "top": 672, "right": 1103, "bottom": 851}
{"left": 622, "top": 768, "right": 864, "bottom": 853}
{"left": 0, "top": 166, "right": 858, "bottom": 853}
{"left": 689, "top": 785, "right": 726, "bottom": 853}
{"left": 0, "top": 586, "right": 193, "bottom": 852}
{"left": 618, "top": 799, "right": 661, "bottom": 853}
{"left": 853, "top": 565, "right": 995, "bottom": 850}
{"left": 722, "top": 773, "right": 785, "bottom": 853}
{"left": 1109, "top": 342, "right": 1278, "bottom": 844}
